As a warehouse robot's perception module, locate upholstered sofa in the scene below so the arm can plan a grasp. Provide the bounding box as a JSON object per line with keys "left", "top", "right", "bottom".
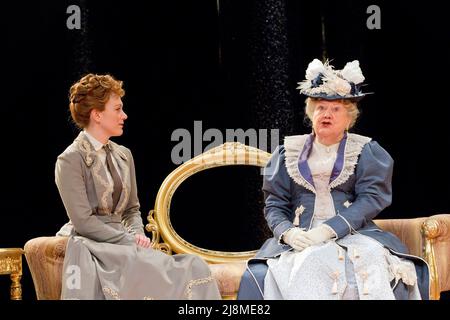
{"left": 24, "top": 143, "right": 450, "bottom": 299}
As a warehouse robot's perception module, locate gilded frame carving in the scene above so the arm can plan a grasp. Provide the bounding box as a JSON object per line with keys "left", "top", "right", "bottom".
{"left": 146, "top": 142, "right": 271, "bottom": 264}
{"left": 421, "top": 218, "right": 441, "bottom": 300}
{"left": 0, "top": 248, "right": 24, "bottom": 300}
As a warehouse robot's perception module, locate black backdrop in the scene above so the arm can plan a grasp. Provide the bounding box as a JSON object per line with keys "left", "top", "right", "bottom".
{"left": 2, "top": 0, "right": 449, "bottom": 299}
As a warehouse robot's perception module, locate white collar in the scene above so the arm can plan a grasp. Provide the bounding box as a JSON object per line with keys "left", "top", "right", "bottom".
{"left": 84, "top": 130, "right": 107, "bottom": 152}
{"left": 283, "top": 133, "right": 372, "bottom": 193}
{"left": 313, "top": 138, "right": 340, "bottom": 153}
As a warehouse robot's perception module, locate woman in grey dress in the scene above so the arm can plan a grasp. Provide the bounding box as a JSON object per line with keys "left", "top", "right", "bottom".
{"left": 237, "top": 59, "right": 430, "bottom": 300}
{"left": 56, "top": 73, "right": 221, "bottom": 300}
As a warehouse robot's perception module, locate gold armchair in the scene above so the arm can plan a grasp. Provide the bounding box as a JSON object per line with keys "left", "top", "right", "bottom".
{"left": 147, "top": 142, "right": 450, "bottom": 300}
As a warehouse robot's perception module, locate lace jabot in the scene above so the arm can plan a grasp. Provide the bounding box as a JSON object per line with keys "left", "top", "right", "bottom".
{"left": 308, "top": 138, "right": 339, "bottom": 223}
{"left": 308, "top": 139, "right": 339, "bottom": 176}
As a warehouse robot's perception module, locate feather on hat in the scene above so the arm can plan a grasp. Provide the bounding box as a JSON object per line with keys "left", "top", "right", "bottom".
{"left": 297, "top": 59, "right": 370, "bottom": 101}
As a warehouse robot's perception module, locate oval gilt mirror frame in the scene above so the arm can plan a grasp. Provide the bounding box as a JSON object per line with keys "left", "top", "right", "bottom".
{"left": 146, "top": 142, "right": 271, "bottom": 263}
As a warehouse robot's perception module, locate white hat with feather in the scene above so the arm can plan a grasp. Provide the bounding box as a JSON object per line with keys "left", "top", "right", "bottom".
{"left": 297, "top": 59, "right": 370, "bottom": 101}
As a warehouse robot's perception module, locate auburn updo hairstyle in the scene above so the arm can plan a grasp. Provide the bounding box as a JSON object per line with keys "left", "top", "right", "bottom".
{"left": 69, "top": 73, "right": 125, "bottom": 129}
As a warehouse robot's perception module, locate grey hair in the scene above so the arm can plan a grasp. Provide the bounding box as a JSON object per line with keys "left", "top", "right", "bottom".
{"left": 304, "top": 97, "right": 360, "bottom": 129}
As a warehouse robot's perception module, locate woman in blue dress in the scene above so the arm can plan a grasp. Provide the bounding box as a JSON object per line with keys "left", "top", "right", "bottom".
{"left": 237, "top": 59, "right": 429, "bottom": 300}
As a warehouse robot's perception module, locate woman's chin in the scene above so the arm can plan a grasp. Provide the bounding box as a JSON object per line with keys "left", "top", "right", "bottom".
{"left": 316, "top": 127, "right": 335, "bottom": 136}
{"left": 111, "top": 129, "right": 124, "bottom": 137}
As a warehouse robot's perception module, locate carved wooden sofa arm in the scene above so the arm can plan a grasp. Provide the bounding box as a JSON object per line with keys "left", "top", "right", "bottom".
{"left": 375, "top": 214, "right": 450, "bottom": 300}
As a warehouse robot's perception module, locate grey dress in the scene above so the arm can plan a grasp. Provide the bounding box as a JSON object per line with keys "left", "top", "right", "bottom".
{"left": 55, "top": 131, "right": 221, "bottom": 300}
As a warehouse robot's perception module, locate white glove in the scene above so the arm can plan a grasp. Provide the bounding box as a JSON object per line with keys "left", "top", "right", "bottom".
{"left": 304, "top": 225, "right": 335, "bottom": 245}
{"left": 283, "top": 228, "right": 314, "bottom": 251}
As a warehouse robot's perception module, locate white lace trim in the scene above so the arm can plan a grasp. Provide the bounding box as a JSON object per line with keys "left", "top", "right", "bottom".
{"left": 278, "top": 228, "right": 290, "bottom": 245}
{"left": 328, "top": 133, "right": 371, "bottom": 190}
{"left": 385, "top": 251, "right": 418, "bottom": 287}
{"left": 283, "top": 133, "right": 371, "bottom": 193}
{"left": 284, "top": 135, "right": 315, "bottom": 193}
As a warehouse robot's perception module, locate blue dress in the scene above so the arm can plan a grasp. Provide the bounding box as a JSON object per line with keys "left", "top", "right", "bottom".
{"left": 237, "top": 133, "right": 430, "bottom": 300}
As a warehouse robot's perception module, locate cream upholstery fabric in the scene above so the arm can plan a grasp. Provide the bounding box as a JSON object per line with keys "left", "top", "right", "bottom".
{"left": 24, "top": 214, "right": 450, "bottom": 299}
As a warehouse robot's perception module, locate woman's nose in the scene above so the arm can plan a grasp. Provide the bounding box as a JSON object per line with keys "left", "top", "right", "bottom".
{"left": 122, "top": 111, "right": 128, "bottom": 120}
